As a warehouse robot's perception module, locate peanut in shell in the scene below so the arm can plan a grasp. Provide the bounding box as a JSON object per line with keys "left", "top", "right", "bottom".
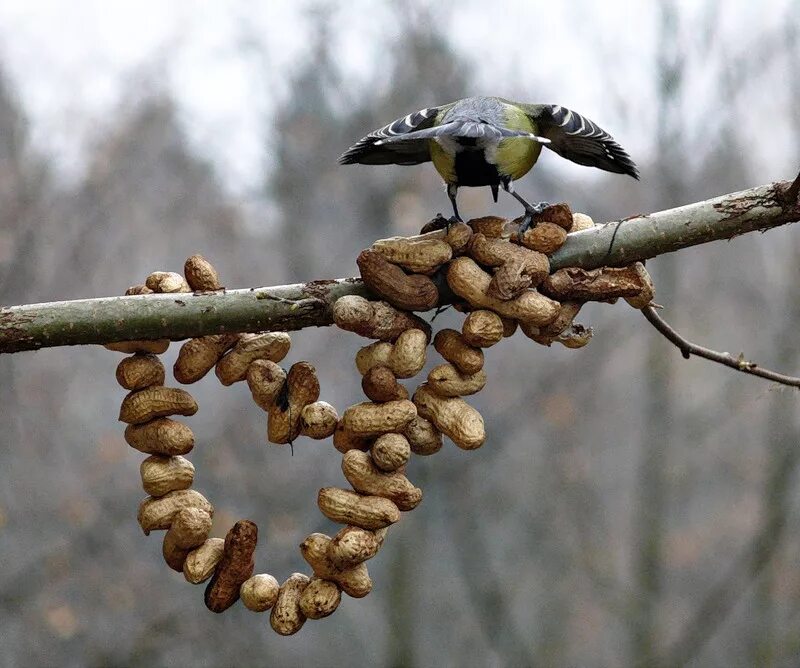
{"left": 183, "top": 254, "right": 222, "bottom": 291}
{"left": 145, "top": 271, "right": 190, "bottom": 293}
{"left": 300, "top": 401, "right": 338, "bottom": 439}
{"left": 357, "top": 249, "right": 439, "bottom": 312}
{"left": 299, "top": 578, "right": 341, "bottom": 620}
{"left": 300, "top": 533, "right": 372, "bottom": 598}
{"left": 341, "top": 449, "right": 422, "bottom": 511}
{"left": 447, "top": 256, "right": 560, "bottom": 326}
{"left": 246, "top": 359, "right": 286, "bottom": 411}
{"left": 402, "top": 415, "right": 443, "bottom": 456}
{"left": 317, "top": 487, "right": 400, "bottom": 530}
{"left": 125, "top": 418, "right": 194, "bottom": 456}
{"left": 427, "top": 363, "right": 487, "bottom": 397}
{"left": 204, "top": 519, "right": 258, "bottom": 613}
{"left": 333, "top": 295, "right": 431, "bottom": 342}
{"left": 462, "top": 310, "right": 504, "bottom": 348}
{"left": 433, "top": 329, "right": 484, "bottom": 375}
{"left": 174, "top": 334, "right": 239, "bottom": 384}
{"left": 519, "top": 222, "right": 567, "bottom": 254}
{"left": 531, "top": 202, "right": 574, "bottom": 230}
{"left": 327, "top": 526, "right": 384, "bottom": 570}
{"left": 468, "top": 215, "right": 511, "bottom": 238}
{"left": 387, "top": 328, "right": 427, "bottom": 379}
{"left": 361, "top": 366, "right": 409, "bottom": 403}
{"left": 140, "top": 455, "right": 195, "bottom": 497}
{"left": 162, "top": 507, "right": 212, "bottom": 571}
{"left": 340, "top": 399, "right": 417, "bottom": 437}
{"left": 355, "top": 341, "right": 393, "bottom": 375}
{"left": 216, "top": 332, "right": 291, "bottom": 386}
{"left": 371, "top": 433, "right": 411, "bottom": 471}
{"left": 413, "top": 383, "right": 485, "bottom": 450}
{"left": 267, "top": 362, "right": 320, "bottom": 444}
{"left": 137, "top": 489, "right": 213, "bottom": 535}
{"left": 270, "top": 573, "right": 310, "bottom": 636}
{"left": 371, "top": 234, "right": 452, "bottom": 274}
{"left": 183, "top": 538, "right": 225, "bottom": 584}
{"left": 118, "top": 386, "right": 198, "bottom": 425}
{"left": 115, "top": 354, "right": 165, "bottom": 390}
{"left": 240, "top": 573, "right": 280, "bottom": 612}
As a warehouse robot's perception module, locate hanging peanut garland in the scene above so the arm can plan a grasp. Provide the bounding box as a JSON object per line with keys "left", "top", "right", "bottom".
{"left": 106, "top": 204, "right": 655, "bottom": 636}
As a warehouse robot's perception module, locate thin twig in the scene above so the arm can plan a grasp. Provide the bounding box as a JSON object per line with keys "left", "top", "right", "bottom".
{"left": 641, "top": 305, "right": 800, "bottom": 387}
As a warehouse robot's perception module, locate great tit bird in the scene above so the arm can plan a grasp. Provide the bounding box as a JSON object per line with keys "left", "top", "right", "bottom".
{"left": 339, "top": 96, "right": 638, "bottom": 232}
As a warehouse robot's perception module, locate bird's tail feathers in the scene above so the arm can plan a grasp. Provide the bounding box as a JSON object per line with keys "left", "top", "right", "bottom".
{"left": 375, "top": 121, "right": 550, "bottom": 145}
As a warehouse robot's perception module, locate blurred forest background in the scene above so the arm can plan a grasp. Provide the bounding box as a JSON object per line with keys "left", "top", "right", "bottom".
{"left": 1, "top": 1, "right": 800, "bottom": 666}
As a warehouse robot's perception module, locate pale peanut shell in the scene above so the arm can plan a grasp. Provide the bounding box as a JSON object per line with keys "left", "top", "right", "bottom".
{"left": 140, "top": 455, "right": 195, "bottom": 497}
{"left": 327, "top": 526, "right": 383, "bottom": 570}
{"left": 125, "top": 418, "right": 194, "bottom": 456}
{"left": 240, "top": 573, "right": 280, "bottom": 612}
{"left": 137, "top": 489, "right": 213, "bottom": 534}
{"left": 413, "top": 383, "right": 485, "bottom": 450}
{"left": 317, "top": 487, "right": 400, "bottom": 530}
{"left": 118, "top": 387, "right": 198, "bottom": 425}
{"left": 371, "top": 433, "right": 411, "bottom": 471}
{"left": 183, "top": 538, "right": 225, "bottom": 584}
{"left": 215, "top": 332, "right": 291, "bottom": 385}
{"left": 300, "top": 533, "right": 372, "bottom": 598}
{"left": 300, "top": 401, "right": 338, "bottom": 439}
{"left": 341, "top": 449, "right": 422, "bottom": 511}
{"left": 340, "top": 400, "right": 417, "bottom": 437}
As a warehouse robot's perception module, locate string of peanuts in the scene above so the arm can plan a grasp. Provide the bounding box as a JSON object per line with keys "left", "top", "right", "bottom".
{"left": 105, "top": 203, "right": 655, "bottom": 636}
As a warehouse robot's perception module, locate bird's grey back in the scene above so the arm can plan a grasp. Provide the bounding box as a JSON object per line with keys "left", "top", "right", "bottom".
{"left": 441, "top": 96, "right": 505, "bottom": 125}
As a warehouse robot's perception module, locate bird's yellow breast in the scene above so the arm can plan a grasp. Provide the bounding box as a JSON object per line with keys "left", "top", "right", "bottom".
{"left": 495, "top": 105, "right": 542, "bottom": 180}
{"left": 495, "top": 137, "right": 542, "bottom": 181}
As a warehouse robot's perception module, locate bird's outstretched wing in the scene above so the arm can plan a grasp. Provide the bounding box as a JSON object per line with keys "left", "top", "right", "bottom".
{"left": 338, "top": 106, "right": 447, "bottom": 166}
{"left": 374, "top": 120, "right": 549, "bottom": 144}
{"left": 518, "top": 103, "right": 639, "bottom": 179}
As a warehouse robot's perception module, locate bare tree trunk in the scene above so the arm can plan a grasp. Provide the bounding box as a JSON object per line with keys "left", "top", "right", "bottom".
{"left": 631, "top": 259, "right": 673, "bottom": 667}
{"left": 630, "top": 5, "right": 682, "bottom": 663}
{"left": 750, "top": 16, "right": 800, "bottom": 666}
{"left": 387, "top": 536, "right": 416, "bottom": 668}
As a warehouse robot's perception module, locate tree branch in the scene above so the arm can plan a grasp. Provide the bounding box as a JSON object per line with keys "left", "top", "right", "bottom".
{"left": 781, "top": 169, "right": 800, "bottom": 204}
{"left": 1, "top": 177, "right": 799, "bottom": 354}
{"left": 641, "top": 305, "right": 800, "bottom": 387}
{"left": 0, "top": 279, "right": 372, "bottom": 354}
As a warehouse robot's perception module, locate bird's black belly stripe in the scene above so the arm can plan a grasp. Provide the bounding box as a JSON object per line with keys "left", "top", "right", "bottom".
{"left": 454, "top": 149, "right": 501, "bottom": 187}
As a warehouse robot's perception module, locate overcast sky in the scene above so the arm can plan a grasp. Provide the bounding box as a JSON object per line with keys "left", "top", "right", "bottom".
{"left": 0, "top": 1, "right": 795, "bottom": 194}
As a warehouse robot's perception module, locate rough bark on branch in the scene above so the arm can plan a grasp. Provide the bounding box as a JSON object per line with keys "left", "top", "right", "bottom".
{"left": 1, "top": 177, "right": 798, "bottom": 354}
